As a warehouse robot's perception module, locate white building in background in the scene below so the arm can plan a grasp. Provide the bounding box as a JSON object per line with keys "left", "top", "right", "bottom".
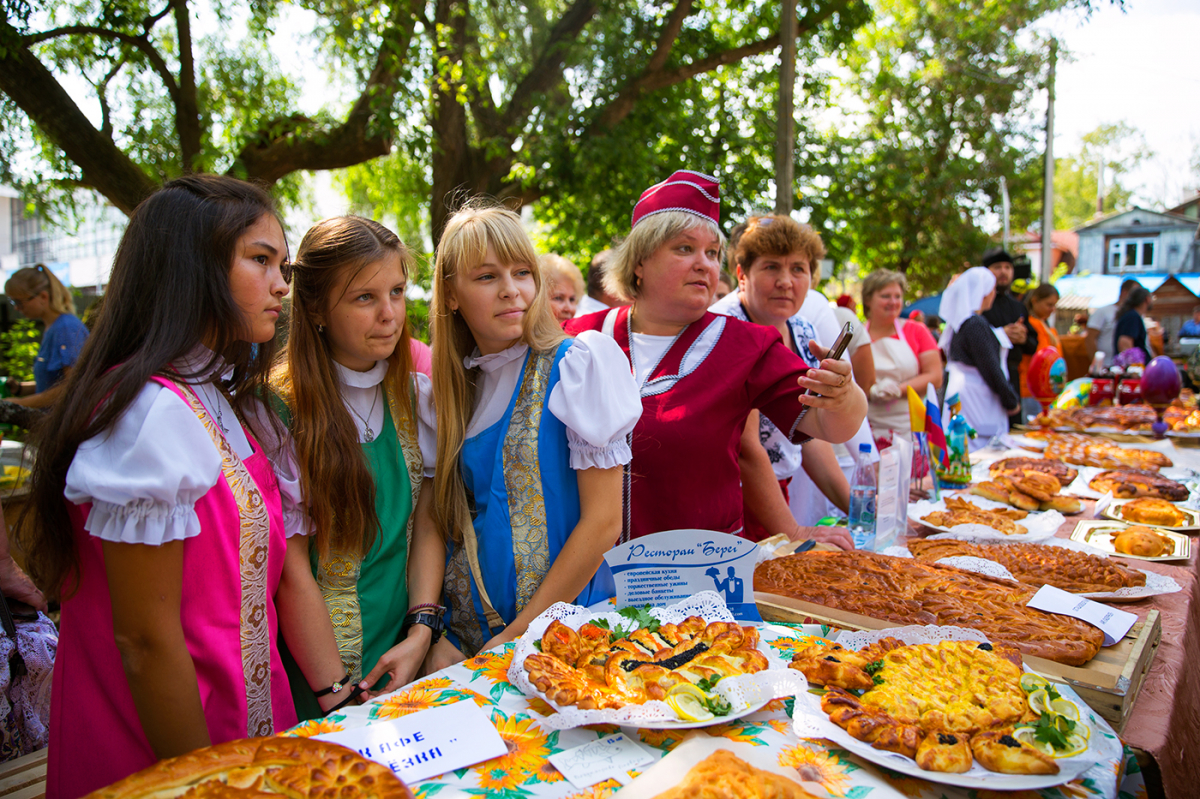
{"left": 0, "top": 188, "right": 126, "bottom": 294}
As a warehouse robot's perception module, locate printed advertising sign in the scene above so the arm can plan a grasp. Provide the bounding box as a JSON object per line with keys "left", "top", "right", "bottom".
{"left": 603, "top": 530, "right": 761, "bottom": 621}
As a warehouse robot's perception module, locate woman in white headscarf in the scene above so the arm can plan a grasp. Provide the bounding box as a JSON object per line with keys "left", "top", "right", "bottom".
{"left": 940, "top": 267, "right": 1017, "bottom": 446}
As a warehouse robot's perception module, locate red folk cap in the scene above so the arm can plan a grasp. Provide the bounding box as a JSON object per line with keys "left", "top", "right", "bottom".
{"left": 631, "top": 170, "right": 721, "bottom": 230}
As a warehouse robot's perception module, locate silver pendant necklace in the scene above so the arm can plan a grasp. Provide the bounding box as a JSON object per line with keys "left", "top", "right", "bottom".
{"left": 349, "top": 386, "right": 382, "bottom": 442}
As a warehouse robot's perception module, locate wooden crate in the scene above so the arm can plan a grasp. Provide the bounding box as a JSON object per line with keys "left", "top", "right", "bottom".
{"left": 0, "top": 748, "right": 46, "bottom": 799}
{"left": 757, "top": 593, "right": 1162, "bottom": 734}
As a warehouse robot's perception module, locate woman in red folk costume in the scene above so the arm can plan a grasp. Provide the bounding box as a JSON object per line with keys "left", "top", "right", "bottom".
{"left": 566, "top": 170, "right": 866, "bottom": 543}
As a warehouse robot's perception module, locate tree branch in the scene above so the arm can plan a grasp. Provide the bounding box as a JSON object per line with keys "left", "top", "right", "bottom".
{"left": 235, "top": 0, "right": 423, "bottom": 183}
{"left": 23, "top": 25, "right": 179, "bottom": 99}
{"left": 0, "top": 43, "right": 157, "bottom": 213}
{"left": 143, "top": 4, "right": 172, "bottom": 31}
{"left": 496, "top": 0, "right": 598, "bottom": 136}
{"left": 588, "top": 1, "right": 845, "bottom": 134}
{"left": 170, "top": 0, "right": 201, "bottom": 172}
{"left": 95, "top": 55, "right": 128, "bottom": 137}
{"left": 645, "top": 0, "right": 694, "bottom": 74}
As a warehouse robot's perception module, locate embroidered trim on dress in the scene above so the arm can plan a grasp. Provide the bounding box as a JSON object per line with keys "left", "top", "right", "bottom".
{"left": 315, "top": 555, "right": 364, "bottom": 681}
{"left": 173, "top": 381, "right": 274, "bottom": 737}
{"left": 503, "top": 349, "right": 555, "bottom": 611}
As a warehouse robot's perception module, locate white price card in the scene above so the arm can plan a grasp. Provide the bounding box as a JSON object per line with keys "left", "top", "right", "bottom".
{"left": 1027, "top": 584, "right": 1137, "bottom": 646}
{"left": 548, "top": 733, "right": 656, "bottom": 790}
{"left": 604, "top": 530, "right": 761, "bottom": 621}
{"left": 315, "top": 700, "right": 506, "bottom": 783}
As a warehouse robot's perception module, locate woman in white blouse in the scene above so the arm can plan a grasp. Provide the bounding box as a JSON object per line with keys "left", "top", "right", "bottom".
{"left": 23, "top": 175, "right": 346, "bottom": 797}
{"left": 269, "top": 217, "right": 442, "bottom": 718}
{"left": 428, "top": 204, "right": 641, "bottom": 662}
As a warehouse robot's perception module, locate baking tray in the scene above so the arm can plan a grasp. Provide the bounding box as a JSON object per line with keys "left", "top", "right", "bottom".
{"left": 1070, "top": 519, "right": 1191, "bottom": 562}
{"left": 755, "top": 592, "right": 1162, "bottom": 734}
{"left": 1101, "top": 499, "right": 1200, "bottom": 531}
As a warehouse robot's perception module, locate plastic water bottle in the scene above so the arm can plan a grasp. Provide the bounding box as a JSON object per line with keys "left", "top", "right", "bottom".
{"left": 848, "top": 443, "right": 877, "bottom": 551}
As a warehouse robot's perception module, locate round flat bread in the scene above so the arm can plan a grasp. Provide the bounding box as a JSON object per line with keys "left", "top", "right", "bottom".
{"left": 87, "top": 737, "right": 412, "bottom": 799}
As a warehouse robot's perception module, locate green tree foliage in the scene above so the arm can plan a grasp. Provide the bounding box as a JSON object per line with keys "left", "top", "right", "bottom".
{"left": 1053, "top": 122, "right": 1151, "bottom": 230}
{"left": 802, "top": 0, "right": 1084, "bottom": 295}
{"left": 0, "top": 0, "right": 868, "bottom": 241}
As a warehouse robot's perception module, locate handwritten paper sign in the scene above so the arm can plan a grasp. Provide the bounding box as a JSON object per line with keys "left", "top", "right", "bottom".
{"left": 1027, "top": 584, "right": 1137, "bottom": 646}
{"left": 315, "top": 700, "right": 506, "bottom": 783}
{"left": 548, "top": 733, "right": 656, "bottom": 789}
{"left": 604, "top": 530, "right": 761, "bottom": 621}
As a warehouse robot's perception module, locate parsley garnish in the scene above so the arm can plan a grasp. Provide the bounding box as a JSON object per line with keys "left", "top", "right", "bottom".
{"left": 703, "top": 695, "right": 733, "bottom": 716}
{"left": 592, "top": 605, "right": 661, "bottom": 643}
{"left": 697, "top": 674, "right": 722, "bottom": 693}
{"left": 872, "top": 674, "right": 885, "bottom": 686}
{"left": 864, "top": 660, "right": 884, "bottom": 676}
{"left": 616, "top": 604, "right": 661, "bottom": 634}
{"left": 532, "top": 639, "right": 542, "bottom": 652}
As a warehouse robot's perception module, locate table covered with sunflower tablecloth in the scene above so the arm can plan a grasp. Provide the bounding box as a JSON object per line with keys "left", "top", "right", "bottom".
{"left": 284, "top": 624, "right": 1148, "bottom": 799}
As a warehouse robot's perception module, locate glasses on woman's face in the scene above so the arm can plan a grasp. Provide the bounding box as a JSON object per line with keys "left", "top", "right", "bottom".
{"left": 7, "top": 295, "right": 30, "bottom": 310}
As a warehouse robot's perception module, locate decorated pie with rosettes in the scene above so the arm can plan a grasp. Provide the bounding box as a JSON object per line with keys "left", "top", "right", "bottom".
{"left": 523, "top": 615, "right": 769, "bottom": 711}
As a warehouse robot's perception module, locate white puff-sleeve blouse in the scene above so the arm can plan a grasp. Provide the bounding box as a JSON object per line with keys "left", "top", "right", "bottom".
{"left": 64, "top": 359, "right": 311, "bottom": 544}
{"left": 463, "top": 330, "right": 641, "bottom": 470}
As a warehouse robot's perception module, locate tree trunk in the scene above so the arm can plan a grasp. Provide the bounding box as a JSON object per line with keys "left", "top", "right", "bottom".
{"left": 0, "top": 44, "right": 157, "bottom": 214}
{"left": 428, "top": 0, "right": 477, "bottom": 244}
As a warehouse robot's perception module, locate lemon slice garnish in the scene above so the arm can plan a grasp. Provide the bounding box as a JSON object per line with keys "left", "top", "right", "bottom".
{"left": 667, "top": 693, "right": 714, "bottom": 722}
{"left": 1049, "top": 698, "right": 1081, "bottom": 722}
{"left": 668, "top": 682, "right": 709, "bottom": 702}
{"left": 1027, "top": 688, "right": 1051, "bottom": 716}
{"left": 1020, "top": 674, "right": 1050, "bottom": 693}
{"left": 1056, "top": 732, "right": 1089, "bottom": 758}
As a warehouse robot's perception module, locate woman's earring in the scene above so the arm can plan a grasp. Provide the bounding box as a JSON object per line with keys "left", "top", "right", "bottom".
{"left": 318, "top": 324, "right": 325, "bottom": 333}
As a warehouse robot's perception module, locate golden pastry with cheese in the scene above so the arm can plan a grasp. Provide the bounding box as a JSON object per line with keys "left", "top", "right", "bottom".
{"left": 797, "top": 641, "right": 1056, "bottom": 774}
{"left": 970, "top": 730, "right": 1059, "bottom": 775}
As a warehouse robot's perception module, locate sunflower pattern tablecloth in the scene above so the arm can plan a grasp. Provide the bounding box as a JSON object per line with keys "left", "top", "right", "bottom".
{"left": 284, "top": 624, "right": 1148, "bottom": 799}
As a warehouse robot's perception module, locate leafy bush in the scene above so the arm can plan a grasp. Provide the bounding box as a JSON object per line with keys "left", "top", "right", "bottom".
{"left": 0, "top": 319, "right": 40, "bottom": 383}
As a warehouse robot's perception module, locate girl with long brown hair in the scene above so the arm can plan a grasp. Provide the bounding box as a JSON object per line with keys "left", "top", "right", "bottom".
{"left": 26, "top": 175, "right": 347, "bottom": 797}
{"left": 428, "top": 204, "right": 640, "bottom": 663}
{"left": 270, "top": 216, "right": 442, "bottom": 717}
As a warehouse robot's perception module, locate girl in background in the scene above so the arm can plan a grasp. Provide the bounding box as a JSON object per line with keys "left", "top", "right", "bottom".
{"left": 539, "top": 254, "right": 585, "bottom": 323}
{"left": 428, "top": 204, "right": 640, "bottom": 663}
{"left": 25, "top": 175, "right": 345, "bottom": 796}
{"left": 1020, "top": 283, "right": 1061, "bottom": 420}
{"left": 271, "top": 217, "right": 441, "bottom": 718}
{"left": 5, "top": 265, "right": 89, "bottom": 408}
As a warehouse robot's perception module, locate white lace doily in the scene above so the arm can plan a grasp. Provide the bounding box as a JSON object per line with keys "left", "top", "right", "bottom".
{"left": 934, "top": 556, "right": 1018, "bottom": 581}
{"left": 909, "top": 495, "right": 1063, "bottom": 543}
{"left": 507, "top": 592, "right": 806, "bottom": 730}
{"left": 892, "top": 536, "right": 1183, "bottom": 600}
{"left": 792, "top": 626, "right": 1124, "bottom": 791}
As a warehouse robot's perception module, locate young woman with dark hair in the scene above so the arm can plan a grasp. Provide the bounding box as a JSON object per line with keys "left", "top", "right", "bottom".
{"left": 1114, "top": 286, "right": 1152, "bottom": 356}
{"left": 24, "top": 175, "right": 346, "bottom": 797}
{"left": 270, "top": 217, "right": 441, "bottom": 718}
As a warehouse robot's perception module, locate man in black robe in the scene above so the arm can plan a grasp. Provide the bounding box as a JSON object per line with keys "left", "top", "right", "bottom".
{"left": 980, "top": 248, "right": 1037, "bottom": 429}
